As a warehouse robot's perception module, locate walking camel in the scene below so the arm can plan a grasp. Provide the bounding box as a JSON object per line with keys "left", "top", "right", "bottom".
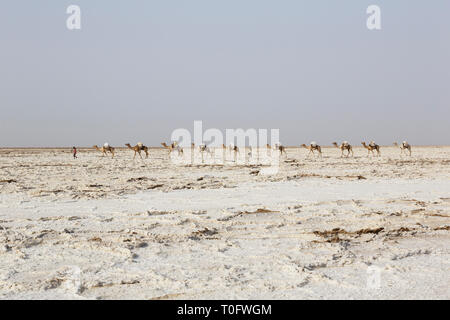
{"left": 361, "top": 141, "right": 380, "bottom": 157}
{"left": 198, "top": 144, "right": 212, "bottom": 156}
{"left": 301, "top": 142, "right": 322, "bottom": 158}
{"left": 125, "top": 142, "right": 149, "bottom": 159}
{"left": 161, "top": 142, "right": 183, "bottom": 156}
{"left": 332, "top": 141, "right": 353, "bottom": 157}
{"left": 274, "top": 144, "right": 287, "bottom": 156}
{"left": 93, "top": 143, "right": 115, "bottom": 158}
{"left": 393, "top": 141, "right": 412, "bottom": 156}
{"left": 277, "top": 144, "right": 287, "bottom": 156}
{"left": 266, "top": 144, "right": 287, "bottom": 156}
{"left": 228, "top": 144, "right": 239, "bottom": 156}
{"left": 196, "top": 144, "right": 213, "bottom": 163}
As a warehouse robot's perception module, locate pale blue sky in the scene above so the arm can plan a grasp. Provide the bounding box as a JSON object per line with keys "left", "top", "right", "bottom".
{"left": 0, "top": 1, "right": 449, "bottom": 146}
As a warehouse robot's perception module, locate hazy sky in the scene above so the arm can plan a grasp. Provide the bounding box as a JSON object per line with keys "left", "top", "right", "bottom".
{"left": 0, "top": 1, "right": 449, "bottom": 147}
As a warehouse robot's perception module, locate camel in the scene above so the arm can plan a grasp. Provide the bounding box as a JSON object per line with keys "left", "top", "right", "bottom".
{"left": 220, "top": 144, "right": 228, "bottom": 162}
{"left": 275, "top": 143, "right": 287, "bottom": 156}
{"left": 301, "top": 142, "right": 322, "bottom": 158}
{"left": 223, "top": 144, "right": 239, "bottom": 161}
{"left": 198, "top": 144, "right": 212, "bottom": 156}
{"left": 227, "top": 144, "right": 239, "bottom": 154}
{"left": 222, "top": 144, "right": 228, "bottom": 156}
{"left": 266, "top": 143, "right": 270, "bottom": 156}
{"left": 361, "top": 141, "right": 380, "bottom": 157}
{"left": 227, "top": 144, "right": 239, "bottom": 156}
{"left": 332, "top": 141, "right": 353, "bottom": 157}
{"left": 196, "top": 144, "right": 213, "bottom": 163}
{"left": 247, "top": 146, "right": 253, "bottom": 158}
{"left": 93, "top": 143, "right": 115, "bottom": 158}
{"left": 125, "top": 142, "right": 149, "bottom": 159}
{"left": 394, "top": 141, "right": 412, "bottom": 156}
{"left": 161, "top": 142, "right": 183, "bottom": 156}
{"left": 266, "top": 144, "right": 286, "bottom": 156}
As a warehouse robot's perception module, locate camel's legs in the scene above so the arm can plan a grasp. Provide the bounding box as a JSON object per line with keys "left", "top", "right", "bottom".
{"left": 316, "top": 147, "right": 322, "bottom": 158}
{"left": 404, "top": 148, "right": 411, "bottom": 156}
{"left": 222, "top": 149, "right": 226, "bottom": 164}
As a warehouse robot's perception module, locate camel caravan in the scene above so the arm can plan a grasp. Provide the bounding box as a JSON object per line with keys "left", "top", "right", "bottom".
{"left": 89, "top": 139, "right": 412, "bottom": 161}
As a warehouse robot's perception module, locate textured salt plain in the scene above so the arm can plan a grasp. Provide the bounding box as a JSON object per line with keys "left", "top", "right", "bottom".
{"left": 0, "top": 146, "right": 449, "bottom": 299}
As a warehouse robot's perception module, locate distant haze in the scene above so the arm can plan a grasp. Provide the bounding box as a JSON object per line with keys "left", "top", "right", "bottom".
{"left": 0, "top": 0, "right": 449, "bottom": 147}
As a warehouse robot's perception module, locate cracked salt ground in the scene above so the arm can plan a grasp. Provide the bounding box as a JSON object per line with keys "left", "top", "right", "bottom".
{"left": 0, "top": 146, "right": 449, "bottom": 299}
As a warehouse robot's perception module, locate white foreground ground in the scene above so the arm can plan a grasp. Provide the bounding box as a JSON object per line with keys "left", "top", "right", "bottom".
{"left": 0, "top": 146, "right": 449, "bottom": 299}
